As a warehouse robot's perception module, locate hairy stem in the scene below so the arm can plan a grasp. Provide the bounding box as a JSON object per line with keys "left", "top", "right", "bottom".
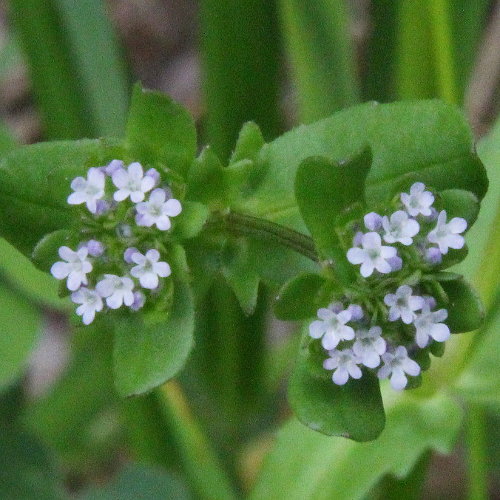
{"left": 223, "top": 211, "right": 319, "bottom": 262}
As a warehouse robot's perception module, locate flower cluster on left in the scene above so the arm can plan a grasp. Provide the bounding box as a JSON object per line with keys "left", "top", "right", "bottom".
{"left": 50, "top": 160, "right": 182, "bottom": 324}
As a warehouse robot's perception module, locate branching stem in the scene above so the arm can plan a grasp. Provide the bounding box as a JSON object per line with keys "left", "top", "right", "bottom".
{"left": 222, "top": 211, "right": 319, "bottom": 262}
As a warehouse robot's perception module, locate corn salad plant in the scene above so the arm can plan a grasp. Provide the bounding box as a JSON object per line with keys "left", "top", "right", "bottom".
{"left": 0, "top": 1, "right": 498, "bottom": 499}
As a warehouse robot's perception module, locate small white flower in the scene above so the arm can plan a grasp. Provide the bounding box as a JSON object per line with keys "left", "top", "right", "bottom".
{"left": 135, "top": 188, "right": 182, "bottom": 230}
{"left": 50, "top": 246, "right": 92, "bottom": 291}
{"left": 309, "top": 308, "right": 355, "bottom": 350}
{"left": 352, "top": 326, "right": 386, "bottom": 368}
{"left": 382, "top": 210, "right": 420, "bottom": 246}
{"left": 384, "top": 285, "right": 425, "bottom": 324}
{"left": 401, "top": 182, "right": 435, "bottom": 217}
{"left": 413, "top": 305, "right": 450, "bottom": 348}
{"left": 347, "top": 232, "right": 397, "bottom": 277}
{"left": 323, "top": 349, "right": 362, "bottom": 385}
{"left": 71, "top": 287, "right": 103, "bottom": 325}
{"left": 67, "top": 167, "right": 105, "bottom": 213}
{"left": 130, "top": 249, "right": 171, "bottom": 289}
{"left": 96, "top": 274, "right": 135, "bottom": 309}
{"left": 427, "top": 210, "right": 467, "bottom": 254}
{"left": 378, "top": 346, "right": 421, "bottom": 390}
{"left": 112, "top": 162, "right": 155, "bottom": 203}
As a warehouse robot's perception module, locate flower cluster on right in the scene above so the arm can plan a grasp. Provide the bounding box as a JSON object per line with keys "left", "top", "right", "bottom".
{"left": 309, "top": 182, "right": 468, "bottom": 391}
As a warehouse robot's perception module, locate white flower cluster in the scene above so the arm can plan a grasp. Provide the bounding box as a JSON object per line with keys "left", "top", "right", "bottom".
{"left": 347, "top": 182, "right": 467, "bottom": 275}
{"left": 50, "top": 160, "right": 182, "bottom": 324}
{"left": 309, "top": 183, "right": 466, "bottom": 391}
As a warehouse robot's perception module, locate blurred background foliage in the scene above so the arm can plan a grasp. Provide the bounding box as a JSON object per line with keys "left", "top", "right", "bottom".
{"left": 0, "top": 0, "right": 498, "bottom": 498}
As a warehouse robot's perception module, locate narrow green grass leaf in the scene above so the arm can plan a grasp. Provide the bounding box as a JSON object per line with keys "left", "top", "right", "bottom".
{"left": 54, "top": 0, "right": 129, "bottom": 136}
{"left": 279, "top": 0, "right": 359, "bottom": 122}
{"left": 10, "top": 0, "right": 128, "bottom": 139}
{"left": 200, "top": 0, "right": 282, "bottom": 160}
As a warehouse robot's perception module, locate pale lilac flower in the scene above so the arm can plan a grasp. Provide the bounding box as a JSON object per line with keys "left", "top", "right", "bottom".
{"left": 96, "top": 274, "right": 135, "bottom": 309}
{"left": 94, "top": 199, "right": 111, "bottom": 215}
{"left": 67, "top": 167, "right": 105, "bottom": 213}
{"left": 382, "top": 210, "right": 420, "bottom": 246}
{"left": 50, "top": 246, "right": 92, "bottom": 291}
{"left": 387, "top": 255, "right": 403, "bottom": 272}
{"left": 401, "top": 182, "right": 435, "bottom": 217}
{"left": 352, "top": 326, "right": 386, "bottom": 368}
{"left": 353, "top": 231, "right": 364, "bottom": 247}
{"left": 112, "top": 162, "right": 155, "bottom": 203}
{"left": 124, "top": 247, "right": 140, "bottom": 264}
{"left": 135, "top": 188, "right": 182, "bottom": 230}
{"left": 104, "top": 159, "right": 124, "bottom": 176}
{"left": 71, "top": 288, "right": 103, "bottom": 325}
{"left": 145, "top": 168, "right": 160, "bottom": 187}
{"left": 378, "top": 346, "right": 421, "bottom": 390}
{"left": 347, "top": 304, "right": 364, "bottom": 321}
{"left": 384, "top": 285, "right": 425, "bottom": 324}
{"left": 422, "top": 295, "right": 437, "bottom": 309}
{"left": 309, "top": 308, "right": 355, "bottom": 350}
{"left": 347, "top": 232, "right": 397, "bottom": 277}
{"left": 130, "top": 249, "right": 171, "bottom": 289}
{"left": 84, "top": 239, "right": 104, "bottom": 257}
{"left": 427, "top": 210, "right": 467, "bottom": 254}
{"left": 130, "top": 291, "right": 146, "bottom": 311}
{"left": 323, "top": 349, "right": 362, "bottom": 385}
{"left": 364, "top": 212, "right": 383, "bottom": 231}
{"left": 425, "top": 247, "right": 442, "bottom": 265}
{"left": 413, "top": 305, "right": 450, "bottom": 348}
{"left": 327, "top": 302, "right": 344, "bottom": 313}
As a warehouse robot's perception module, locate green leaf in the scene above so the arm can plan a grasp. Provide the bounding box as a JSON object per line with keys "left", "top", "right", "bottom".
{"left": 79, "top": 463, "right": 191, "bottom": 500}
{"left": 229, "top": 121, "right": 265, "bottom": 164}
{"left": 274, "top": 273, "right": 326, "bottom": 320}
{"left": 440, "top": 276, "right": 484, "bottom": 333}
{"left": 31, "top": 230, "right": 76, "bottom": 273}
{"left": 438, "top": 189, "right": 480, "bottom": 226}
{"left": 0, "top": 138, "right": 121, "bottom": 255}
{"left": 279, "top": 0, "right": 360, "bottom": 122}
{"left": 172, "top": 202, "right": 209, "bottom": 241}
{"left": 0, "top": 238, "right": 64, "bottom": 308}
{"left": 125, "top": 85, "right": 196, "bottom": 175}
{"left": 0, "top": 281, "right": 41, "bottom": 392}
{"left": 288, "top": 333, "right": 385, "bottom": 442}
{"left": 0, "top": 428, "right": 65, "bottom": 500}
{"left": 250, "top": 391, "right": 462, "bottom": 500}
{"left": 294, "top": 148, "right": 371, "bottom": 278}
{"left": 221, "top": 238, "right": 260, "bottom": 315}
{"left": 187, "top": 147, "right": 225, "bottom": 207}
{"left": 234, "top": 101, "right": 487, "bottom": 231}
{"left": 113, "top": 280, "right": 195, "bottom": 397}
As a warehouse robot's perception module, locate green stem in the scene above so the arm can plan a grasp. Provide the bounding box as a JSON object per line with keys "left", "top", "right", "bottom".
{"left": 428, "top": 0, "right": 458, "bottom": 104}
{"left": 223, "top": 211, "right": 319, "bottom": 263}
{"left": 466, "top": 403, "right": 489, "bottom": 500}
{"left": 156, "top": 382, "right": 238, "bottom": 500}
